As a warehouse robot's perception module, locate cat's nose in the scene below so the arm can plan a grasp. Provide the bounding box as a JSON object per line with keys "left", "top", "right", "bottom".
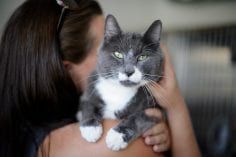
{"left": 125, "top": 70, "right": 134, "bottom": 77}
{"left": 125, "top": 65, "right": 135, "bottom": 77}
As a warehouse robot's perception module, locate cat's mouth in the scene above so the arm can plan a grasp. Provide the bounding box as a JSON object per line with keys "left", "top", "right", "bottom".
{"left": 119, "top": 80, "right": 139, "bottom": 87}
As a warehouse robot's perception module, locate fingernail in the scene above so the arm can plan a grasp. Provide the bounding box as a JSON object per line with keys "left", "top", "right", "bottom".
{"left": 153, "top": 145, "right": 159, "bottom": 152}
{"left": 142, "top": 132, "right": 148, "bottom": 137}
{"left": 145, "top": 137, "right": 151, "bottom": 145}
{"left": 145, "top": 109, "right": 150, "bottom": 115}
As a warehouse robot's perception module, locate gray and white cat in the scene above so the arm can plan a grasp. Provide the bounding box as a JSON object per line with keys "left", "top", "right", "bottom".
{"left": 77, "top": 15, "right": 164, "bottom": 151}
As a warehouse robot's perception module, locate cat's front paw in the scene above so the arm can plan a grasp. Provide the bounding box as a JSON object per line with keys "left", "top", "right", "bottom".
{"left": 80, "top": 125, "right": 103, "bottom": 142}
{"left": 106, "top": 128, "right": 128, "bottom": 151}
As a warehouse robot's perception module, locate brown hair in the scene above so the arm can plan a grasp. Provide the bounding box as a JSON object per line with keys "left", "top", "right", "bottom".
{"left": 0, "top": 0, "right": 102, "bottom": 157}
{"left": 60, "top": 0, "right": 103, "bottom": 63}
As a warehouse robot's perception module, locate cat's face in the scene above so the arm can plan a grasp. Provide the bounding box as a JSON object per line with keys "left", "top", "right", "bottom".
{"left": 97, "top": 15, "right": 163, "bottom": 87}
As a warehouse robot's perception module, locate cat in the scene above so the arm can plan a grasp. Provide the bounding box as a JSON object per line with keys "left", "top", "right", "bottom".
{"left": 77, "top": 14, "right": 164, "bottom": 151}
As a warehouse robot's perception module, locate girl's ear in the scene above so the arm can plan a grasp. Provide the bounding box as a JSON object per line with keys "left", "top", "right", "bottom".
{"left": 63, "top": 60, "right": 73, "bottom": 70}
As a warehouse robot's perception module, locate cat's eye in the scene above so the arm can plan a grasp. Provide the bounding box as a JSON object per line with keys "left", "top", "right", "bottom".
{"left": 137, "top": 55, "right": 147, "bottom": 61}
{"left": 114, "top": 51, "right": 124, "bottom": 59}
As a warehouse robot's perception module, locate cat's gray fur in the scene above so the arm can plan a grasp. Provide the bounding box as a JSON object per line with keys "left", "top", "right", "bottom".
{"left": 77, "top": 14, "right": 164, "bottom": 151}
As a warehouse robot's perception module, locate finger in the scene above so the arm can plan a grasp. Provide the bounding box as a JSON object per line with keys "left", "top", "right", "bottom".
{"left": 160, "top": 44, "right": 171, "bottom": 64}
{"left": 143, "top": 123, "right": 165, "bottom": 137}
{"left": 153, "top": 142, "right": 170, "bottom": 152}
{"left": 144, "top": 133, "right": 167, "bottom": 145}
{"left": 145, "top": 108, "right": 162, "bottom": 118}
{"left": 148, "top": 83, "right": 170, "bottom": 107}
{"left": 153, "top": 132, "right": 171, "bottom": 152}
{"left": 160, "top": 44, "right": 176, "bottom": 79}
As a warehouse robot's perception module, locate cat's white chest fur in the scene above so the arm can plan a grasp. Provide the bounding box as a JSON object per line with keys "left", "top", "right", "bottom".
{"left": 95, "top": 78, "right": 138, "bottom": 119}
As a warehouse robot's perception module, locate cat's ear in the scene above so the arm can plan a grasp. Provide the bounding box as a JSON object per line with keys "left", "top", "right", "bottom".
{"left": 143, "top": 20, "right": 162, "bottom": 44}
{"left": 104, "top": 15, "right": 122, "bottom": 40}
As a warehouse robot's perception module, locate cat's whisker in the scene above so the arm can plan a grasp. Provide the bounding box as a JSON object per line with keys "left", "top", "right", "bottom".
{"left": 143, "top": 73, "right": 169, "bottom": 80}
{"left": 146, "top": 83, "right": 171, "bottom": 107}
{"left": 88, "top": 87, "right": 96, "bottom": 98}
{"left": 144, "top": 77, "right": 166, "bottom": 92}
{"left": 143, "top": 73, "right": 162, "bottom": 77}
{"left": 150, "top": 81, "right": 166, "bottom": 93}
{"left": 144, "top": 78, "right": 156, "bottom": 108}
{"left": 84, "top": 74, "right": 116, "bottom": 88}
{"left": 141, "top": 86, "right": 151, "bottom": 107}
{"left": 92, "top": 72, "right": 114, "bottom": 75}
{"left": 95, "top": 71, "right": 115, "bottom": 76}
{"left": 76, "top": 72, "right": 115, "bottom": 85}
{"left": 143, "top": 85, "right": 157, "bottom": 108}
{"left": 99, "top": 73, "right": 117, "bottom": 79}
{"left": 143, "top": 77, "right": 171, "bottom": 107}
{"left": 85, "top": 79, "right": 100, "bottom": 88}
{"left": 80, "top": 72, "right": 114, "bottom": 80}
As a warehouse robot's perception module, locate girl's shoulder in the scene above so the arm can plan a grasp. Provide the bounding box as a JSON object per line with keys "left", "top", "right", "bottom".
{"left": 37, "top": 120, "right": 165, "bottom": 157}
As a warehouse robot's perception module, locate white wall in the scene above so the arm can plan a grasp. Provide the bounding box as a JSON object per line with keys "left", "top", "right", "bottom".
{"left": 1, "top": 0, "right": 236, "bottom": 34}
{"left": 98, "top": 0, "right": 236, "bottom": 32}
{"left": 0, "top": 0, "right": 25, "bottom": 34}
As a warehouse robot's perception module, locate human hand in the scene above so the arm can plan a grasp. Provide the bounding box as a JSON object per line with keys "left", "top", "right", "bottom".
{"left": 144, "top": 45, "right": 201, "bottom": 157}
{"left": 143, "top": 108, "right": 170, "bottom": 153}
{"left": 148, "top": 44, "right": 185, "bottom": 111}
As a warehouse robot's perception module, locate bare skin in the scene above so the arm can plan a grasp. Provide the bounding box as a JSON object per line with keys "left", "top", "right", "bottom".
{"left": 38, "top": 120, "right": 165, "bottom": 157}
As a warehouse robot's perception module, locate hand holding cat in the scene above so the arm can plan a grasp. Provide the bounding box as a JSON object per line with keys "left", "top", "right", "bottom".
{"left": 149, "top": 44, "right": 185, "bottom": 111}
{"left": 143, "top": 108, "right": 171, "bottom": 153}
{"left": 147, "top": 44, "right": 202, "bottom": 157}
{"left": 142, "top": 44, "right": 181, "bottom": 153}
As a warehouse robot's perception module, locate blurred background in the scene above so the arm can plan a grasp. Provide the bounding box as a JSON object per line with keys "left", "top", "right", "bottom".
{"left": 1, "top": 0, "right": 236, "bottom": 156}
